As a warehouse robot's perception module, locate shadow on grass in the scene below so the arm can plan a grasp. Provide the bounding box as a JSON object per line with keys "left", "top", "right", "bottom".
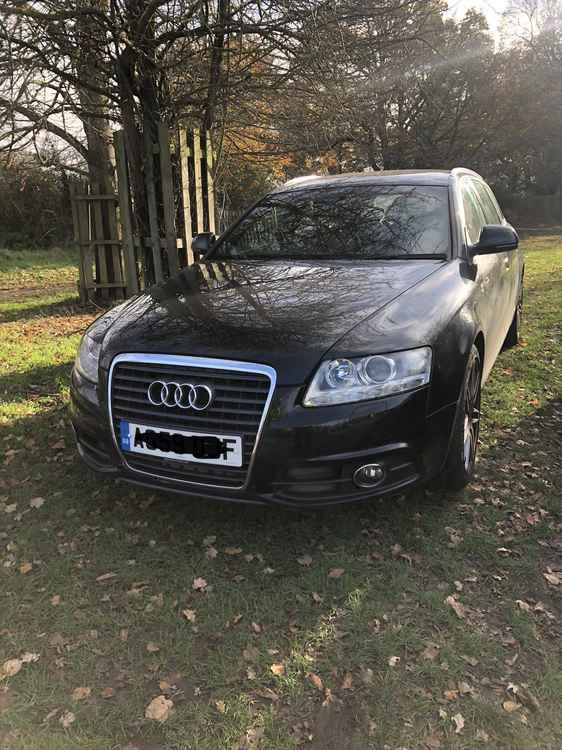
{"left": 0, "top": 360, "right": 74, "bottom": 400}
{"left": 0, "top": 295, "right": 98, "bottom": 325}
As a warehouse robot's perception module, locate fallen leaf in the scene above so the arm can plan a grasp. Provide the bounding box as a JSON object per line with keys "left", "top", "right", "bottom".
{"left": 146, "top": 642, "right": 160, "bottom": 653}
{"left": 205, "top": 546, "right": 218, "bottom": 560}
{"left": 20, "top": 653, "right": 39, "bottom": 664}
{"left": 96, "top": 572, "right": 116, "bottom": 583}
{"left": 452, "top": 713, "right": 465, "bottom": 734}
{"left": 19, "top": 562, "right": 32, "bottom": 575}
{"left": 388, "top": 656, "right": 400, "bottom": 667}
{"left": 458, "top": 681, "right": 473, "bottom": 695}
{"left": 515, "top": 599, "right": 531, "bottom": 612}
{"left": 50, "top": 595, "right": 61, "bottom": 606}
{"left": 328, "top": 568, "right": 345, "bottom": 578}
{"left": 29, "top": 497, "right": 45, "bottom": 509}
{"left": 444, "top": 689, "right": 459, "bottom": 701}
{"left": 182, "top": 609, "right": 196, "bottom": 622}
{"left": 254, "top": 687, "right": 279, "bottom": 701}
{"left": 192, "top": 577, "right": 207, "bottom": 591}
{"left": 101, "top": 687, "right": 115, "bottom": 699}
{"left": 225, "top": 547, "right": 242, "bottom": 556}
{"left": 543, "top": 570, "right": 562, "bottom": 587}
{"left": 71, "top": 686, "right": 91, "bottom": 702}
{"left": 59, "top": 711, "right": 75, "bottom": 728}
{"left": 502, "top": 700, "right": 520, "bottom": 713}
{"left": 243, "top": 646, "right": 259, "bottom": 661}
{"left": 445, "top": 595, "right": 466, "bottom": 619}
{"left": 0, "top": 659, "right": 22, "bottom": 679}
{"left": 297, "top": 555, "right": 313, "bottom": 567}
{"left": 311, "top": 592, "right": 323, "bottom": 603}
{"left": 251, "top": 622, "right": 262, "bottom": 634}
{"left": 270, "top": 663, "right": 285, "bottom": 676}
{"left": 341, "top": 672, "right": 353, "bottom": 689}
{"left": 215, "top": 700, "right": 226, "bottom": 714}
{"left": 308, "top": 673, "right": 323, "bottom": 691}
{"left": 421, "top": 643, "right": 440, "bottom": 661}
{"left": 145, "top": 695, "right": 173, "bottom": 722}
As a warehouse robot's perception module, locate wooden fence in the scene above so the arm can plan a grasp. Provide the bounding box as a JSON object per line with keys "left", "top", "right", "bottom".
{"left": 71, "top": 124, "right": 217, "bottom": 303}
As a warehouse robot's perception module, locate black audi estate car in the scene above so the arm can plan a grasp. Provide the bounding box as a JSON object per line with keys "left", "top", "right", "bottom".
{"left": 71, "top": 168, "right": 523, "bottom": 508}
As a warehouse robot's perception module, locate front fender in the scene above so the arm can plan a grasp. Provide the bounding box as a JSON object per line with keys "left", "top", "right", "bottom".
{"left": 327, "top": 260, "right": 481, "bottom": 414}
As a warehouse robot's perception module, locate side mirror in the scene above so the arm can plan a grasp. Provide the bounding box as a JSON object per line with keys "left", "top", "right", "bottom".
{"left": 191, "top": 232, "right": 216, "bottom": 259}
{"left": 471, "top": 225, "right": 518, "bottom": 257}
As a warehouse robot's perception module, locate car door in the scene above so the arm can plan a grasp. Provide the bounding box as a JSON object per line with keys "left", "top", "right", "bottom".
{"left": 471, "top": 178, "right": 518, "bottom": 339}
{"left": 459, "top": 177, "right": 506, "bottom": 365}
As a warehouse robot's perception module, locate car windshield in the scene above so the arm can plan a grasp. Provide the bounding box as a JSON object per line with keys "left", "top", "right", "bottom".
{"left": 212, "top": 185, "right": 450, "bottom": 261}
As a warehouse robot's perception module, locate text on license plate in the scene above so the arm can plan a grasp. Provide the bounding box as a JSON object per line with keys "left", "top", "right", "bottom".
{"left": 119, "top": 420, "right": 243, "bottom": 467}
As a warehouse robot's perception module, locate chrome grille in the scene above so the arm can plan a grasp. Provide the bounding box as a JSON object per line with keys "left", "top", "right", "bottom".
{"left": 109, "top": 354, "right": 276, "bottom": 489}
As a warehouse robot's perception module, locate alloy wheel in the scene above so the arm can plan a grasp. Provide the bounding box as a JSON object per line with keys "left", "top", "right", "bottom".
{"left": 463, "top": 354, "right": 481, "bottom": 472}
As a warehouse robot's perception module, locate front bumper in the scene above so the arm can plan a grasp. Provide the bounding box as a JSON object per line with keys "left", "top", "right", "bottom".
{"left": 70, "top": 368, "right": 457, "bottom": 509}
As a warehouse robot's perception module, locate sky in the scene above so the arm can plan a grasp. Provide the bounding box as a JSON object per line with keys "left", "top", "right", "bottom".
{"left": 447, "top": 0, "right": 509, "bottom": 36}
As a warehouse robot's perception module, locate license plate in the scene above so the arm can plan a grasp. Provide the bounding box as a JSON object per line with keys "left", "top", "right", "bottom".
{"left": 119, "top": 420, "right": 243, "bottom": 467}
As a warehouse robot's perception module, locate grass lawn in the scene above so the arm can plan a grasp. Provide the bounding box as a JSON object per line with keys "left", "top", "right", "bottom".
{"left": 0, "top": 238, "right": 561, "bottom": 750}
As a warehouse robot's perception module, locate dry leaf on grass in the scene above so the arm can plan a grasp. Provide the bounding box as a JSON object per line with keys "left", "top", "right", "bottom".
{"left": 100, "top": 687, "right": 115, "bottom": 699}
{"left": 19, "top": 562, "right": 32, "bottom": 575}
{"left": 452, "top": 713, "right": 465, "bottom": 734}
{"left": 215, "top": 700, "right": 226, "bottom": 714}
{"left": 29, "top": 496, "right": 45, "bottom": 509}
{"left": 444, "top": 595, "right": 466, "bottom": 619}
{"left": 502, "top": 700, "right": 520, "bottom": 713}
{"left": 71, "top": 686, "right": 91, "bottom": 702}
{"left": 543, "top": 570, "right": 562, "bottom": 586}
{"left": 146, "top": 642, "right": 160, "bottom": 653}
{"left": 225, "top": 547, "right": 242, "bottom": 556}
{"left": 50, "top": 595, "right": 61, "bottom": 606}
{"left": 145, "top": 695, "right": 173, "bottom": 722}
{"left": 421, "top": 643, "right": 440, "bottom": 661}
{"left": 59, "top": 711, "right": 75, "bottom": 729}
{"left": 297, "top": 555, "right": 313, "bottom": 567}
{"left": 341, "top": 672, "right": 353, "bottom": 690}
{"left": 308, "top": 673, "right": 323, "bottom": 691}
{"left": 270, "top": 663, "right": 285, "bottom": 676}
{"left": 388, "top": 656, "right": 400, "bottom": 667}
{"left": 205, "top": 546, "right": 218, "bottom": 560}
{"left": 328, "top": 568, "right": 345, "bottom": 578}
{"left": 182, "top": 609, "right": 196, "bottom": 622}
{"left": 0, "top": 659, "right": 22, "bottom": 679}
{"left": 192, "top": 577, "right": 207, "bottom": 591}
{"left": 96, "top": 572, "right": 116, "bottom": 583}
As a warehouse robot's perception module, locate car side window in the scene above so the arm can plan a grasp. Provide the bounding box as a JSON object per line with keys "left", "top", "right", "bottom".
{"left": 460, "top": 179, "right": 486, "bottom": 245}
{"left": 473, "top": 180, "right": 503, "bottom": 225}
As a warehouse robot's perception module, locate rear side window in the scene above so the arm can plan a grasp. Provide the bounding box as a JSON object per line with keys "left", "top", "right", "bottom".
{"left": 460, "top": 179, "right": 486, "bottom": 244}
{"left": 473, "top": 180, "right": 503, "bottom": 224}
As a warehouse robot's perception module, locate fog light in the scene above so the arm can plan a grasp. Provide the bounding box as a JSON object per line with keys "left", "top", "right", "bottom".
{"left": 353, "top": 463, "right": 385, "bottom": 488}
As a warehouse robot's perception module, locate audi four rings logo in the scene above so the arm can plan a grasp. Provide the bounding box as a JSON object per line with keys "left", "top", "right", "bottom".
{"left": 147, "top": 381, "right": 214, "bottom": 411}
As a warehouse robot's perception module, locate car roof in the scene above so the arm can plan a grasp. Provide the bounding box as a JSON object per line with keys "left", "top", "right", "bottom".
{"left": 275, "top": 168, "right": 481, "bottom": 192}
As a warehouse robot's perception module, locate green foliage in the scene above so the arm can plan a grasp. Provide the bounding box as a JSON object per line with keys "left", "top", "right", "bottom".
{"left": 0, "top": 155, "right": 74, "bottom": 249}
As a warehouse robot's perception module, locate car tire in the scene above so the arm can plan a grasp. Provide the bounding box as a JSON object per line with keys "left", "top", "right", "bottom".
{"left": 439, "top": 344, "right": 482, "bottom": 492}
{"left": 503, "top": 285, "right": 523, "bottom": 349}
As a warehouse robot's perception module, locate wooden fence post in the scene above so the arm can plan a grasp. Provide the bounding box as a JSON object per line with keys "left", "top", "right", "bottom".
{"left": 206, "top": 131, "right": 216, "bottom": 234}
{"left": 158, "top": 123, "right": 180, "bottom": 276}
{"left": 143, "top": 126, "right": 164, "bottom": 284}
{"left": 179, "top": 127, "right": 194, "bottom": 265}
{"left": 114, "top": 130, "right": 140, "bottom": 296}
{"left": 193, "top": 129, "right": 204, "bottom": 234}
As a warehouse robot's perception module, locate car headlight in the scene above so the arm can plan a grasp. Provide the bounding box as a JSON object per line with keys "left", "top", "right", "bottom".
{"left": 74, "top": 332, "right": 102, "bottom": 383}
{"left": 303, "top": 347, "right": 432, "bottom": 407}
